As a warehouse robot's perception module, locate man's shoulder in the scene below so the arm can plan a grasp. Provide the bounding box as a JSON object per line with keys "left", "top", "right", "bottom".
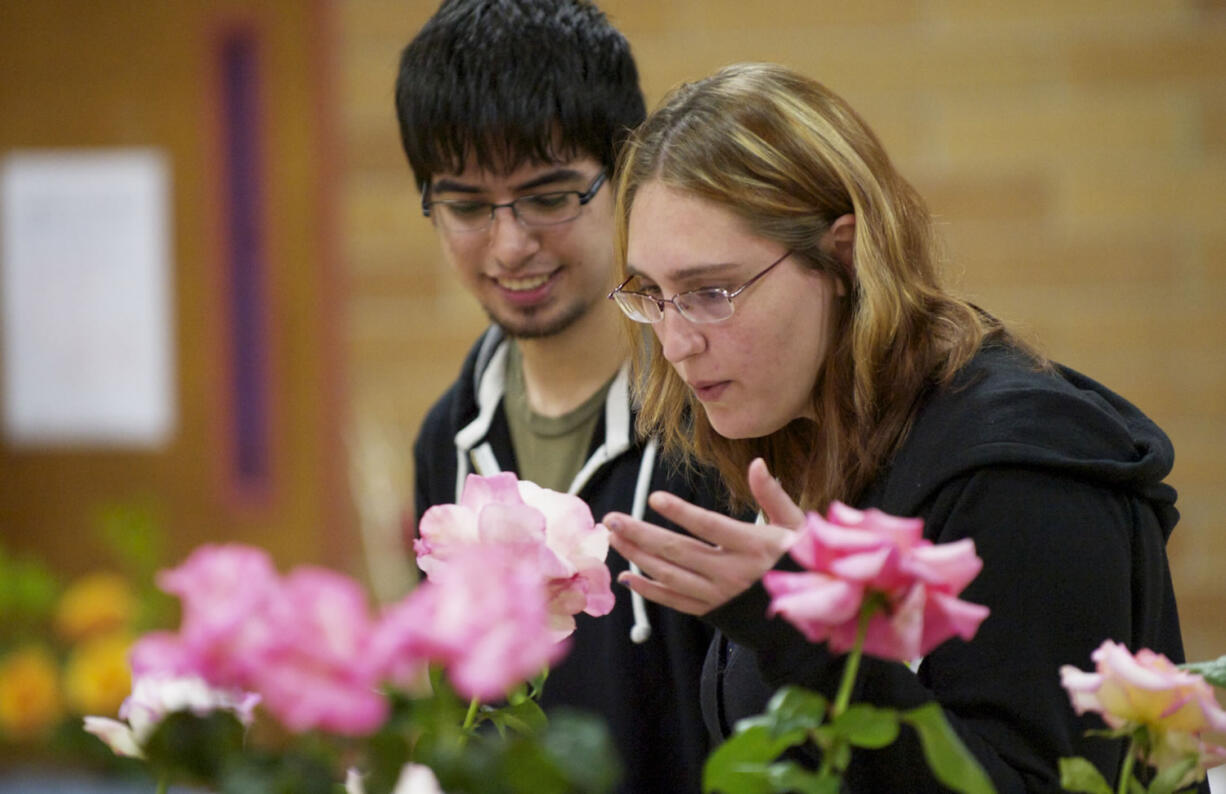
{"left": 414, "top": 326, "right": 506, "bottom": 449}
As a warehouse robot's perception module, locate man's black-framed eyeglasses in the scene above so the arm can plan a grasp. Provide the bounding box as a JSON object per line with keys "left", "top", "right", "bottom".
{"left": 422, "top": 171, "right": 607, "bottom": 233}
{"left": 608, "top": 250, "right": 792, "bottom": 325}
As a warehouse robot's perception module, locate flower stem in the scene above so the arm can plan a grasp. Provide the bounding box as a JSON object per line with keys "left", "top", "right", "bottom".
{"left": 462, "top": 695, "right": 481, "bottom": 732}
{"left": 832, "top": 601, "right": 873, "bottom": 717}
{"left": 1116, "top": 735, "right": 1139, "bottom": 794}
{"left": 155, "top": 776, "right": 169, "bottom": 794}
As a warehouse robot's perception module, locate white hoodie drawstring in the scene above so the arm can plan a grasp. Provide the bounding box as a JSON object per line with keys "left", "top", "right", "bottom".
{"left": 627, "top": 439, "right": 658, "bottom": 644}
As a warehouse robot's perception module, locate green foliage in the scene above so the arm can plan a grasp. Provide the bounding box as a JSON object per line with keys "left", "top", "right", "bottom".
{"left": 703, "top": 685, "right": 996, "bottom": 794}
{"left": 217, "top": 749, "right": 338, "bottom": 794}
{"left": 827, "top": 704, "right": 899, "bottom": 749}
{"left": 0, "top": 547, "right": 60, "bottom": 635}
{"left": 900, "top": 703, "right": 996, "bottom": 794}
{"left": 1059, "top": 757, "right": 1114, "bottom": 794}
{"left": 1180, "top": 654, "right": 1226, "bottom": 690}
{"left": 257, "top": 681, "right": 617, "bottom": 794}
{"left": 142, "top": 711, "right": 248, "bottom": 783}
{"left": 96, "top": 502, "right": 164, "bottom": 581}
{"left": 418, "top": 707, "right": 620, "bottom": 794}
{"left": 760, "top": 687, "right": 828, "bottom": 738}
{"left": 704, "top": 724, "right": 809, "bottom": 794}
{"left": 1145, "top": 755, "right": 1199, "bottom": 794}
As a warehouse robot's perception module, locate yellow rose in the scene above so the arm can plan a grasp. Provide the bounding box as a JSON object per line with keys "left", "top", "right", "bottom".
{"left": 0, "top": 644, "right": 63, "bottom": 739}
{"left": 1062, "top": 640, "right": 1226, "bottom": 787}
{"left": 54, "top": 571, "right": 138, "bottom": 642}
{"left": 63, "top": 631, "right": 133, "bottom": 716}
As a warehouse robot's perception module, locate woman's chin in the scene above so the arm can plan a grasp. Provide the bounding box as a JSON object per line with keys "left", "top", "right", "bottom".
{"left": 705, "top": 410, "right": 785, "bottom": 441}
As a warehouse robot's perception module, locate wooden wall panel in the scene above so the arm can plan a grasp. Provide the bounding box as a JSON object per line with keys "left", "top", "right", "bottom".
{"left": 0, "top": 1, "right": 352, "bottom": 577}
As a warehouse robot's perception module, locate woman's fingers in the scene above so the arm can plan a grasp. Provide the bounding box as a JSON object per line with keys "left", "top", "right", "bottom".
{"left": 646, "top": 489, "right": 782, "bottom": 553}
{"left": 747, "top": 457, "right": 806, "bottom": 529}
{"left": 606, "top": 515, "right": 722, "bottom": 614}
{"left": 615, "top": 568, "right": 712, "bottom": 616}
{"left": 602, "top": 464, "right": 806, "bottom": 615}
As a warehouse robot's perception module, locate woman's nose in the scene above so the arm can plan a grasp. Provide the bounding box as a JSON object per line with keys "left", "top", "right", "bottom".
{"left": 657, "top": 306, "right": 706, "bottom": 363}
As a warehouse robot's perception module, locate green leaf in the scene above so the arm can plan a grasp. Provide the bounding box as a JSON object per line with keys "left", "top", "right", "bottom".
{"left": 1180, "top": 654, "right": 1226, "bottom": 689}
{"left": 486, "top": 698, "right": 548, "bottom": 736}
{"left": 362, "top": 727, "right": 412, "bottom": 794}
{"left": 765, "top": 762, "right": 842, "bottom": 794}
{"left": 762, "top": 685, "right": 829, "bottom": 737}
{"left": 537, "top": 709, "right": 622, "bottom": 793}
{"left": 703, "top": 724, "right": 808, "bottom": 794}
{"left": 829, "top": 704, "right": 899, "bottom": 749}
{"left": 142, "top": 710, "right": 247, "bottom": 783}
{"left": 1146, "top": 754, "right": 1198, "bottom": 794}
{"left": 99, "top": 503, "right": 160, "bottom": 567}
{"left": 1058, "top": 757, "right": 1113, "bottom": 794}
{"left": 901, "top": 703, "right": 996, "bottom": 794}
{"left": 217, "top": 749, "right": 336, "bottom": 794}
{"left": 0, "top": 555, "right": 59, "bottom": 624}
{"left": 811, "top": 725, "right": 852, "bottom": 771}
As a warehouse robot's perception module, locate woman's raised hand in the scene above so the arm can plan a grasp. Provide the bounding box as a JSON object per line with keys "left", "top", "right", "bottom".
{"left": 604, "top": 458, "right": 805, "bottom": 615}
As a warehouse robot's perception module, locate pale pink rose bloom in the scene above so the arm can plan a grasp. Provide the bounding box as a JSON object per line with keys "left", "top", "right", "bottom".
{"left": 84, "top": 673, "right": 259, "bottom": 759}
{"left": 82, "top": 717, "right": 145, "bottom": 758}
{"left": 249, "top": 567, "right": 388, "bottom": 736}
{"left": 764, "top": 502, "right": 989, "bottom": 661}
{"left": 414, "top": 473, "right": 613, "bottom": 639}
{"left": 372, "top": 544, "right": 568, "bottom": 701}
{"left": 391, "top": 763, "right": 445, "bottom": 794}
{"left": 1061, "top": 640, "right": 1226, "bottom": 782}
{"left": 153, "top": 544, "right": 285, "bottom": 688}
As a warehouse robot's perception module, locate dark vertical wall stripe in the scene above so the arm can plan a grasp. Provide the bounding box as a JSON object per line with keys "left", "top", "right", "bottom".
{"left": 221, "top": 32, "right": 269, "bottom": 487}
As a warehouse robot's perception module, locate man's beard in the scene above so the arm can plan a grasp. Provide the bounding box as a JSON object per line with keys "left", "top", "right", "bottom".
{"left": 484, "top": 299, "right": 589, "bottom": 340}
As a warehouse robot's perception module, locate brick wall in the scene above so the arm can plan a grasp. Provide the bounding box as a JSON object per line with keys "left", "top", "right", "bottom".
{"left": 336, "top": 0, "right": 1226, "bottom": 659}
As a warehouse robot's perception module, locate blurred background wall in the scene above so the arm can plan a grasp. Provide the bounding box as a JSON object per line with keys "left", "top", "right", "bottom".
{"left": 2, "top": 0, "right": 1223, "bottom": 670}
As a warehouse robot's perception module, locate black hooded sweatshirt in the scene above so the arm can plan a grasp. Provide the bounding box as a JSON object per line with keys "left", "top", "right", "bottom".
{"left": 701, "top": 344, "right": 1202, "bottom": 793}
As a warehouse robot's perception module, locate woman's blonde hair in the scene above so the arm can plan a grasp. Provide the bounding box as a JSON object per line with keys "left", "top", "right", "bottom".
{"left": 614, "top": 63, "right": 1033, "bottom": 510}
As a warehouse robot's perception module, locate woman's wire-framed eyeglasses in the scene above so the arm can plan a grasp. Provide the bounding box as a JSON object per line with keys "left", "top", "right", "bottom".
{"left": 607, "top": 250, "right": 792, "bottom": 324}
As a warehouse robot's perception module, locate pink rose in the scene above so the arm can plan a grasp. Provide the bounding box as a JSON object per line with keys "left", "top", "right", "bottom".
{"left": 415, "top": 473, "right": 613, "bottom": 639}
{"left": 133, "top": 545, "right": 389, "bottom": 736}
{"left": 371, "top": 544, "right": 567, "bottom": 701}
{"left": 247, "top": 568, "right": 388, "bottom": 736}
{"left": 763, "top": 502, "right": 989, "bottom": 662}
{"left": 1061, "top": 640, "right": 1226, "bottom": 782}
{"left": 151, "top": 544, "right": 284, "bottom": 688}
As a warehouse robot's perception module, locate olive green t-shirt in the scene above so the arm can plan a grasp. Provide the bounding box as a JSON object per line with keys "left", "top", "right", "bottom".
{"left": 502, "top": 340, "right": 615, "bottom": 494}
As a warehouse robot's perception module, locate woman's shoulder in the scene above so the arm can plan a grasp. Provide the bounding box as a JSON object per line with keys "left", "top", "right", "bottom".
{"left": 872, "top": 342, "right": 1175, "bottom": 514}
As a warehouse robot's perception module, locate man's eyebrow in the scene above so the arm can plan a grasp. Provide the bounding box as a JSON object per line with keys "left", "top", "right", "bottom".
{"left": 431, "top": 168, "right": 587, "bottom": 196}
{"left": 430, "top": 178, "right": 481, "bottom": 195}
{"left": 513, "top": 167, "right": 586, "bottom": 192}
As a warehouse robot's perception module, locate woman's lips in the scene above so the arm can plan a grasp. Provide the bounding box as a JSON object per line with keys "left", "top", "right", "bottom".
{"left": 690, "top": 380, "right": 730, "bottom": 401}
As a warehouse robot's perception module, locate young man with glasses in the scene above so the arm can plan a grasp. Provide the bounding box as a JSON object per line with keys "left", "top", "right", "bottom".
{"left": 394, "top": 2, "right": 732, "bottom": 791}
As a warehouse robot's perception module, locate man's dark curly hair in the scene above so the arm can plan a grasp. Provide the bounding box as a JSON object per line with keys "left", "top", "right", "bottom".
{"left": 395, "top": 0, "right": 646, "bottom": 187}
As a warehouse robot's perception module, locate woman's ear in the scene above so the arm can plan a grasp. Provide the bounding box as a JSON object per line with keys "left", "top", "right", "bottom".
{"left": 827, "top": 213, "right": 856, "bottom": 270}
{"left": 818, "top": 213, "right": 855, "bottom": 296}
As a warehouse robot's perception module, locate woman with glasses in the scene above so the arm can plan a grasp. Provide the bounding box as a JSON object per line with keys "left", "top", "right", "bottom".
{"left": 600, "top": 63, "right": 1195, "bottom": 792}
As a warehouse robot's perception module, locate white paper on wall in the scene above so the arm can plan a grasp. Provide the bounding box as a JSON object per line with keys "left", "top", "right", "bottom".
{"left": 1, "top": 148, "right": 175, "bottom": 448}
